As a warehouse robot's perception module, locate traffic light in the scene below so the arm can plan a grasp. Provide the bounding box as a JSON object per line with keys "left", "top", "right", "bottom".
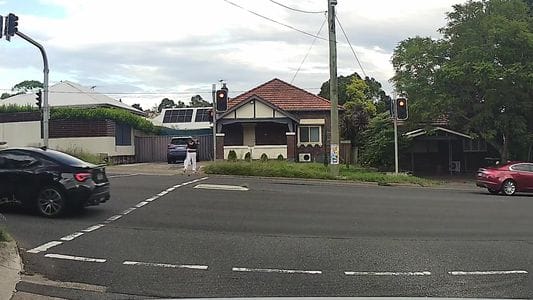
{"left": 396, "top": 97, "right": 408, "bottom": 120}
{"left": 216, "top": 89, "right": 228, "bottom": 112}
{"left": 5, "top": 13, "right": 19, "bottom": 41}
{"left": 36, "top": 90, "right": 42, "bottom": 110}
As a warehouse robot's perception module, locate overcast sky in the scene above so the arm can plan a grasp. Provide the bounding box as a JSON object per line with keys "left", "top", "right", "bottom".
{"left": 0, "top": 0, "right": 466, "bottom": 109}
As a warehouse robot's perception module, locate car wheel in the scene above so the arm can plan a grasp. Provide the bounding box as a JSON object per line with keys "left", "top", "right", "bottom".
{"left": 36, "top": 186, "right": 66, "bottom": 217}
{"left": 487, "top": 188, "right": 500, "bottom": 195}
{"left": 501, "top": 179, "right": 517, "bottom": 196}
{"left": 167, "top": 158, "right": 173, "bottom": 164}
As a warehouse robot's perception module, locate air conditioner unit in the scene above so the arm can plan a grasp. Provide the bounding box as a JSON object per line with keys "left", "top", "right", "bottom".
{"left": 449, "top": 161, "right": 461, "bottom": 172}
{"left": 299, "top": 153, "right": 312, "bottom": 162}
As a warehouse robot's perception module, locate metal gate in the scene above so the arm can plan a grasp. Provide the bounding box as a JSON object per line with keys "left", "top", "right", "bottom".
{"left": 135, "top": 135, "right": 213, "bottom": 162}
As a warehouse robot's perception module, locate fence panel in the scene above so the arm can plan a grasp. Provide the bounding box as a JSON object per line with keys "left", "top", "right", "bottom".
{"left": 135, "top": 135, "right": 213, "bottom": 162}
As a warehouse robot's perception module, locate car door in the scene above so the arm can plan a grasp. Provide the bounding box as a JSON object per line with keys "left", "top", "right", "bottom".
{"left": 0, "top": 150, "right": 41, "bottom": 203}
{"left": 525, "top": 163, "right": 533, "bottom": 191}
{"left": 510, "top": 163, "right": 531, "bottom": 192}
{"left": 0, "top": 153, "right": 15, "bottom": 203}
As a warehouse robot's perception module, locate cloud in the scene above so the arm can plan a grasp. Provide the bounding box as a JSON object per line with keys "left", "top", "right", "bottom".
{"left": 0, "top": 0, "right": 468, "bottom": 102}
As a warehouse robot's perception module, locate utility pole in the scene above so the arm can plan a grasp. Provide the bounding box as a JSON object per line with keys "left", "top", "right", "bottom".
{"left": 15, "top": 31, "right": 49, "bottom": 148}
{"left": 327, "top": 0, "right": 340, "bottom": 176}
{"left": 212, "top": 84, "right": 217, "bottom": 161}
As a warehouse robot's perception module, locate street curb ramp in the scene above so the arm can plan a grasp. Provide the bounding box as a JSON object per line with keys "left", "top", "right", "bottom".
{"left": 0, "top": 236, "right": 22, "bottom": 300}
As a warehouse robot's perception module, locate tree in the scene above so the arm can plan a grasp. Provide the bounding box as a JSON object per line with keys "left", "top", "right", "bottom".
{"left": 12, "top": 80, "right": 43, "bottom": 93}
{"left": 319, "top": 72, "right": 390, "bottom": 111}
{"left": 189, "top": 95, "right": 211, "bottom": 107}
{"left": 391, "top": 0, "right": 533, "bottom": 161}
{"left": 360, "top": 113, "right": 409, "bottom": 171}
{"left": 1, "top": 93, "right": 12, "bottom": 99}
{"left": 157, "top": 98, "right": 176, "bottom": 112}
{"left": 132, "top": 103, "right": 143, "bottom": 111}
{"left": 340, "top": 102, "right": 370, "bottom": 164}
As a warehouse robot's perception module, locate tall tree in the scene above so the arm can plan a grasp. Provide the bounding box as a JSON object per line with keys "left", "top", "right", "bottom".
{"left": 157, "top": 98, "right": 176, "bottom": 112}
{"left": 392, "top": 0, "right": 533, "bottom": 161}
{"left": 132, "top": 103, "right": 143, "bottom": 111}
{"left": 12, "top": 80, "right": 43, "bottom": 93}
{"left": 189, "top": 95, "right": 211, "bottom": 107}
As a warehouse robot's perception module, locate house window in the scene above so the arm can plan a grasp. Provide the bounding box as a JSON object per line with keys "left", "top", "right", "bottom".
{"left": 194, "top": 109, "right": 211, "bottom": 122}
{"left": 463, "top": 139, "right": 487, "bottom": 152}
{"left": 162, "top": 109, "right": 193, "bottom": 123}
{"left": 299, "top": 126, "right": 321, "bottom": 145}
{"left": 115, "top": 123, "right": 131, "bottom": 146}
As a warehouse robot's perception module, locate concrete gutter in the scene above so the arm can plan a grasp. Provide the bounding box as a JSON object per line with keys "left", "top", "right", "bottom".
{"left": 0, "top": 238, "right": 22, "bottom": 300}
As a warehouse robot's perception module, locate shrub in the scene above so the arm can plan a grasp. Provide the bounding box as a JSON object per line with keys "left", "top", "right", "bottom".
{"left": 228, "top": 150, "right": 237, "bottom": 162}
{"left": 0, "top": 104, "right": 36, "bottom": 113}
{"left": 260, "top": 153, "right": 268, "bottom": 162}
{"left": 51, "top": 107, "right": 158, "bottom": 134}
{"left": 277, "top": 154, "right": 284, "bottom": 161}
{"left": 244, "top": 152, "right": 251, "bottom": 162}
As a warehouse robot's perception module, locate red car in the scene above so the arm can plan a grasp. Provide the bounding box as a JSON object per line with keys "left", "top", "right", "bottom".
{"left": 476, "top": 162, "right": 533, "bottom": 195}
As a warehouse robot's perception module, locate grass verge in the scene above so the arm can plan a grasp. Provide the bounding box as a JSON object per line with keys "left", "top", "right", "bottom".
{"left": 0, "top": 227, "right": 11, "bottom": 242}
{"left": 204, "top": 161, "right": 437, "bottom": 186}
{"left": 58, "top": 147, "right": 107, "bottom": 165}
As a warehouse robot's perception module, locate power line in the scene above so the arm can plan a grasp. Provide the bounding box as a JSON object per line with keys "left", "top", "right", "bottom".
{"left": 291, "top": 14, "right": 327, "bottom": 84}
{"left": 269, "top": 0, "right": 326, "bottom": 14}
{"left": 335, "top": 15, "right": 367, "bottom": 78}
{"left": 222, "top": 0, "right": 328, "bottom": 42}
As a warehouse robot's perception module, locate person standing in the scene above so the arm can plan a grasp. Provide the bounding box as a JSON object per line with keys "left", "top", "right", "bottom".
{"left": 183, "top": 138, "right": 197, "bottom": 173}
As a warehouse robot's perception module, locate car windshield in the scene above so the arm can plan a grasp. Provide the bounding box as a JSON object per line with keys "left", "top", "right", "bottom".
{"left": 171, "top": 138, "right": 189, "bottom": 145}
{"left": 1, "top": 0, "right": 532, "bottom": 299}
{"left": 42, "top": 149, "right": 92, "bottom": 167}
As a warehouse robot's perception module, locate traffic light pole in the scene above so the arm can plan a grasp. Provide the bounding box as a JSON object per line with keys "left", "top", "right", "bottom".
{"left": 393, "top": 97, "right": 399, "bottom": 174}
{"left": 15, "top": 31, "right": 49, "bottom": 148}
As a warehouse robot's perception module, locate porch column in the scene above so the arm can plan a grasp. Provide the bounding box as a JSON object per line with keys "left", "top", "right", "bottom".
{"left": 216, "top": 133, "right": 225, "bottom": 160}
{"left": 286, "top": 132, "right": 296, "bottom": 161}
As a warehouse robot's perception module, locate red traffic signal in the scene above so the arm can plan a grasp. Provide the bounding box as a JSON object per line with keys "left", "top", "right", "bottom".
{"left": 396, "top": 98, "right": 408, "bottom": 120}
{"left": 216, "top": 89, "right": 227, "bottom": 112}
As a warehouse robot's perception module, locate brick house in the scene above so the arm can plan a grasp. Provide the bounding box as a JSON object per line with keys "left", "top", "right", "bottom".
{"left": 215, "top": 78, "right": 336, "bottom": 162}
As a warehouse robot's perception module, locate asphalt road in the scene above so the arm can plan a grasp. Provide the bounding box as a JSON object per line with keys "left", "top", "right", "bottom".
{"left": 2, "top": 172, "right": 533, "bottom": 299}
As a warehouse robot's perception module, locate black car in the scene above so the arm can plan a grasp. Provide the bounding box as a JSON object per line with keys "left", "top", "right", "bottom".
{"left": 0, "top": 147, "right": 110, "bottom": 217}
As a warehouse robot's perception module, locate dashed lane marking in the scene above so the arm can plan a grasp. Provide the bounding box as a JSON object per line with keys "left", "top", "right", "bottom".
{"left": 60, "top": 232, "right": 84, "bottom": 241}
{"left": 27, "top": 241, "right": 63, "bottom": 254}
{"left": 123, "top": 260, "right": 208, "bottom": 270}
{"left": 345, "top": 271, "right": 431, "bottom": 276}
{"left": 232, "top": 267, "right": 321, "bottom": 274}
{"left": 449, "top": 270, "right": 528, "bottom": 275}
{"left": 81, "top": 224, "right": 105, "bottom": 233}
{"left": 44, "top": 253, "right": 106, "bottom": 263}
{"left": 25, "top": 177, "right": 209, "bottom": 254}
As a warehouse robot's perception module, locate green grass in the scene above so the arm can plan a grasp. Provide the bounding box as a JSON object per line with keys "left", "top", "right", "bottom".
{"left": 0, "top": 228, "right": 11, "bottom": 242}
{"left": 204, "top": 161, "right": 437, "bottom": 186}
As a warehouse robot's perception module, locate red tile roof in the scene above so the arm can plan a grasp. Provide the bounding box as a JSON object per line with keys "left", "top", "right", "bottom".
{"left": 228, "top": 78, "right": 331, "bottom": 111}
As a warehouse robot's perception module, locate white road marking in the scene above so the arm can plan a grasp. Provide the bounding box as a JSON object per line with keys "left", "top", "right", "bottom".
{"left": 194, "top": 184, "right": 249, "bottom": 191}
{"left": 27, "top": 241, "right": 63, "bottom": 254}
{"left": 145, "top": 196, "right": 158, "bottom": 202}
{"left": 449, "top": 270, "right": 528, "bottom": 275}
{"left": 121, "top": 207, "right": 136, "bottom": 215}
{"left": 60, "top": 232, "right": 84, "bottom": 241}
{"left": 106, "top": 215, "right": 122, "bottom": 222}
{"left": 107, "top": 174, "right": 139, "bottom": 178}
{"left": 134, "top": 201, "right": 149, "bottom": 208}
{"left": 345, "top": 271, "right": 431, "bottom": 276}
{"left": 232, "top": 267, "right": 321, "bottom": 274}
{"left": 157, "top": 191, "right": 168, "bottom": 196}
{"left": 45, "top": 253, "right": 106, "bottom": 263}
{"left": 123, "top": 261, "right": 208, "bottom": 270}
{"left": 27, "top": 177, "right": 209, "bottom": 254}
{"left": 81, "top": 224, "right": 105, "bottom": 233}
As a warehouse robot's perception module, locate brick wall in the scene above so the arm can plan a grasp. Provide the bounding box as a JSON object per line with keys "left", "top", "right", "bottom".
{"left": 50, "top": 119, "right": 116, "bottom": 138}
{"left": 0, "top": 112, "right": 41, "bottom": 123}
{"left": 291, "top": 110, "right": 330, "bottom": 162}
